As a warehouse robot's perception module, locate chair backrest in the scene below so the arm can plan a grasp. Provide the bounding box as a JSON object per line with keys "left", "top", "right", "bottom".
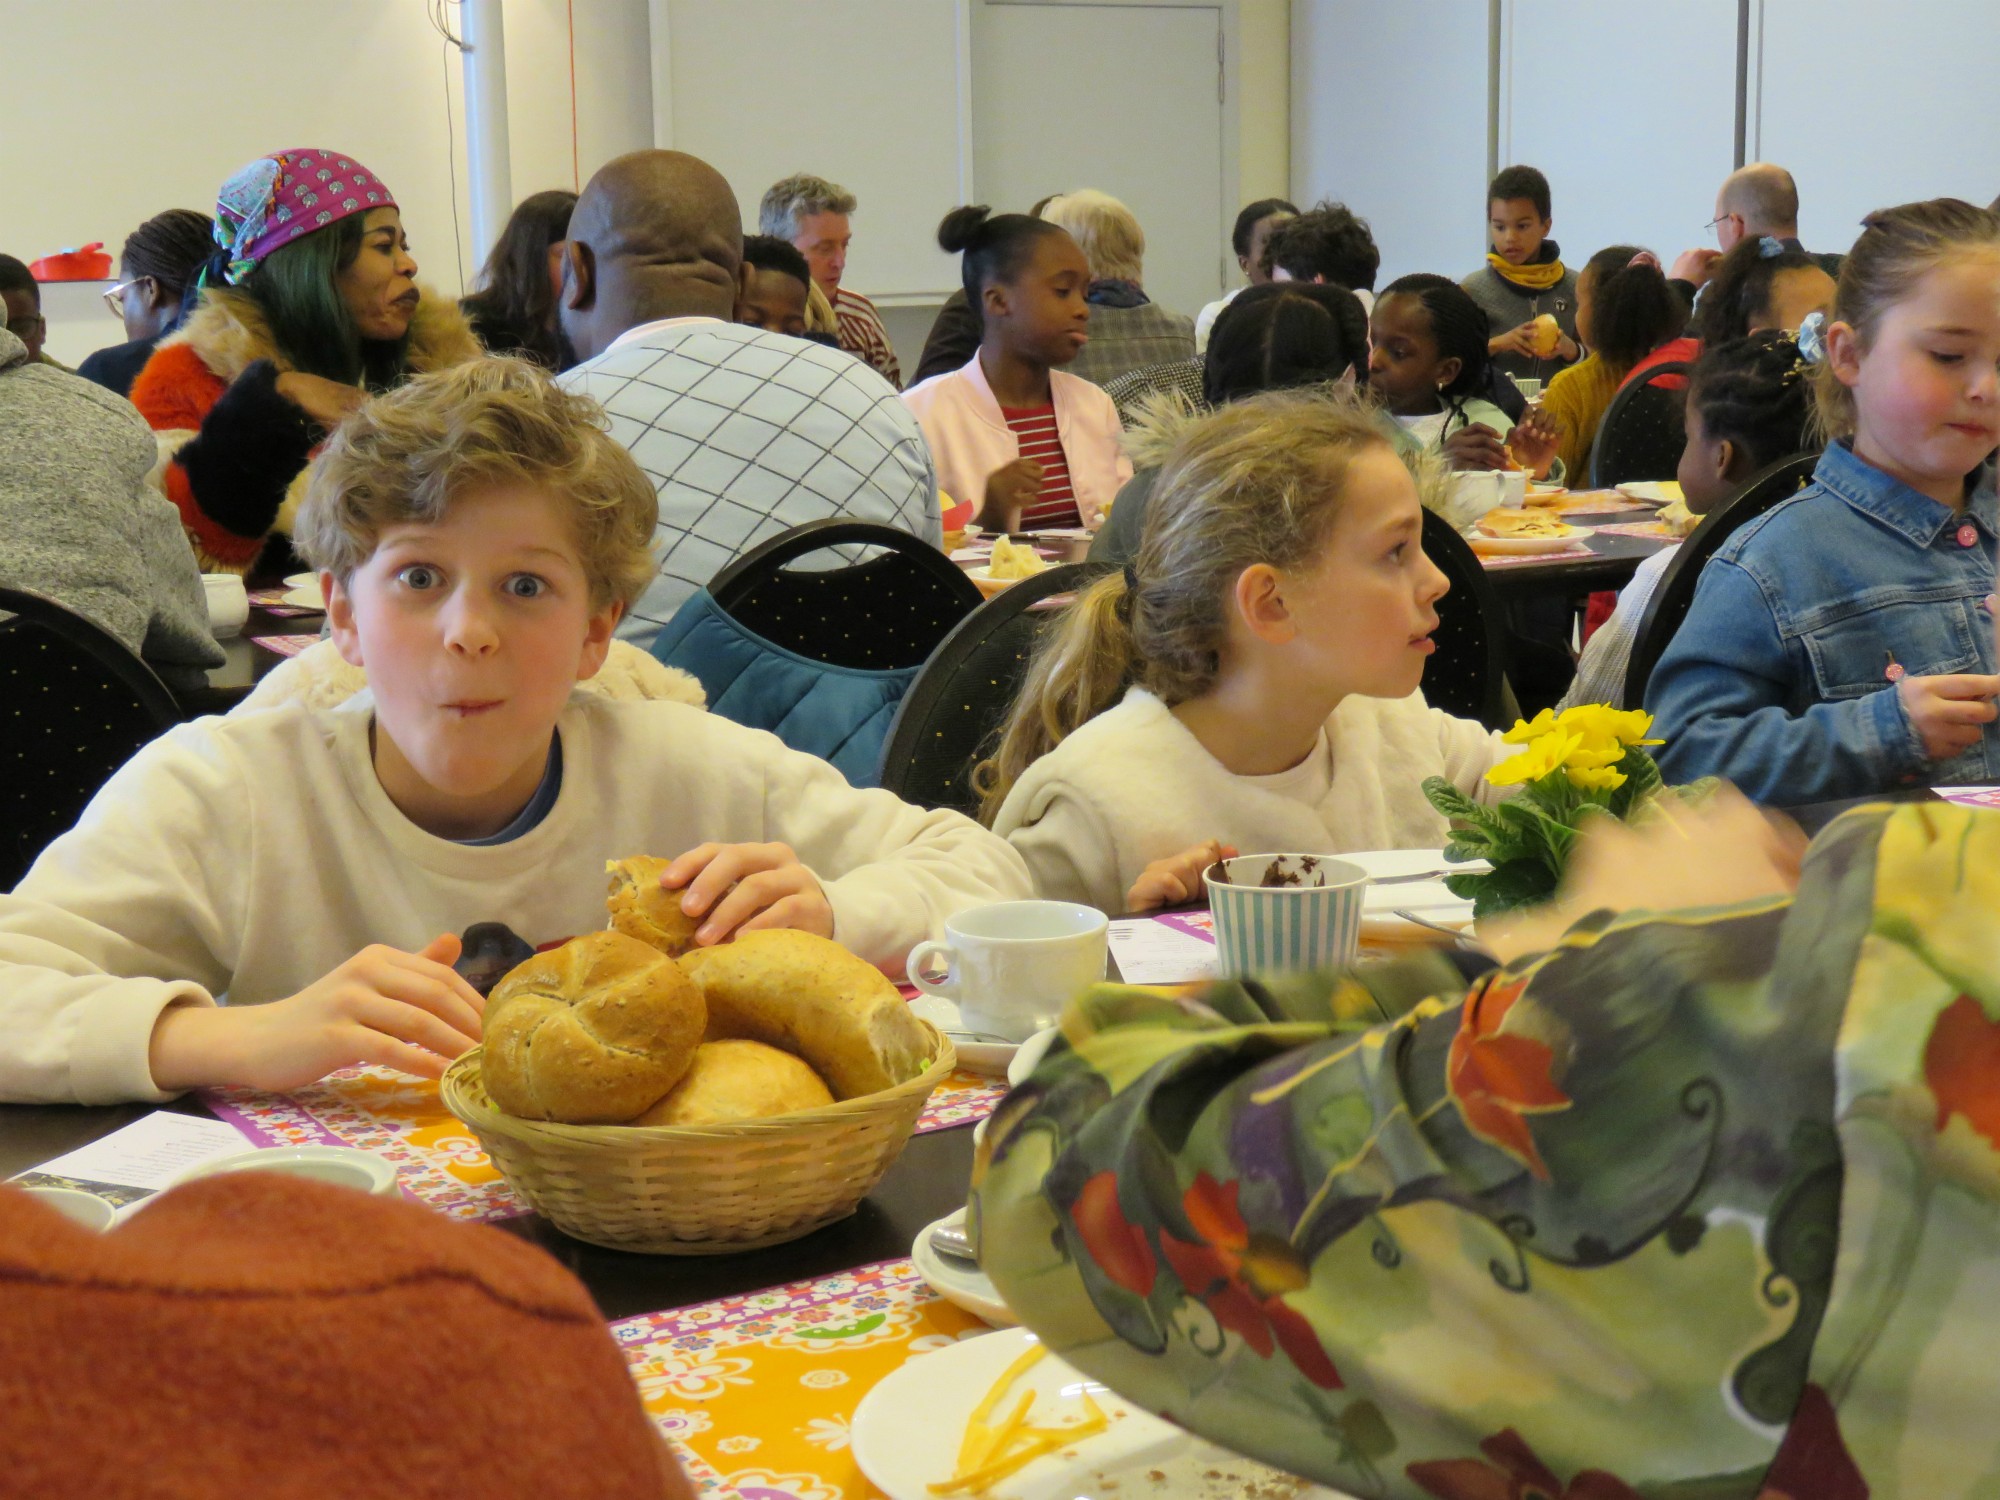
{"left": 707, "top": 518, "right": 982, "bottom": 671}
{"left": 1622, "top": 450, "right": 1821, "bottom": 709}
{"left": 876, "top": 563, "right": 1110, "bottom": 816}
{"left": 1420, "top": 510, "right": 1511, "bottom": 729}
{"left": 1590, "top": 361, "right": 1691, "bottom": 489}
{"left": 0, "top": 587, "right": 182, "bottom": 890}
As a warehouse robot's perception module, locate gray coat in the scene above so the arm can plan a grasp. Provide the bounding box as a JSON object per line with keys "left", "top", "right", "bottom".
{"left": 1067, "top": 301, "right": 1197, "bottom": 388}
{"left": 0, "top": 328, "right": 222, "bottom": 689}
{"left": 1459, "top": 263, "right": 1581, "bottom": 384}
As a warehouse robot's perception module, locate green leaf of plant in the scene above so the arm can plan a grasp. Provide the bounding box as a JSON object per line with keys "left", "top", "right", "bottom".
{"left": 1468, "top": 857, "right": 1560, "bottom": 918}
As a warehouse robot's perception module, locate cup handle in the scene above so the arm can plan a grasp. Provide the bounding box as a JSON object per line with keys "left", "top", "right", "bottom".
{"left": 906, "top": 940, "right": 958, "bottom": 1001}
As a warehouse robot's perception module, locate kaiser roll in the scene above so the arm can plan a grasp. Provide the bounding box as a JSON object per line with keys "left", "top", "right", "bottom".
{"left": 483, "top": 930, "right": 705, "bottom": 1123}
{"left": 629, "top": 1040, "right": 835, "bottom": 1127}
{"left": 605, "top": 856, "right": 702, "bottom": 959}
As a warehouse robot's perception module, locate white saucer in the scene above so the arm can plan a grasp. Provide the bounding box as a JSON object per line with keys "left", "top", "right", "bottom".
{"left": 907, "top": 994, "right": 1019, "bottom": 1077}
{"left": 171, "top": 1145, "right": 399, "bottom": 1198}
{"left": 910, "top": 1207, "right": 1014, "bottom": 1327}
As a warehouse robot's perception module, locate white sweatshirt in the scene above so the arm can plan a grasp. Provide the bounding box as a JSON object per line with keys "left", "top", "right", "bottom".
{"left": 0, "top": 692, "right": 1031, "bottom": 1105}
{"left": 992, "top": 687, "right": 1509, "bottom": 913}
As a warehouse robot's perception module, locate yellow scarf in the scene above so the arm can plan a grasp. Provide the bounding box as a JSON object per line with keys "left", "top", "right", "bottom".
{"left": 1487, "top": 251, "right": 1567, "bottom": 291}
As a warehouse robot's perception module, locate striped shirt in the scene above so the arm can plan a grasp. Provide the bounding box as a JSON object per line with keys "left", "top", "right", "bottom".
{"left": 1000, "top": 404, "right": 1081, "bottom": 531}
{"left": 834, "top": 287, "right": 903, "bottom": 388}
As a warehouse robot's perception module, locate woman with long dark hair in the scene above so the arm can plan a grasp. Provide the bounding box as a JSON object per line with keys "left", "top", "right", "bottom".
{"left": 131, "top": 148, "right": 479, "bottom": 574}
{"left": 460, "top": 188, "right": 577, "bottom": 369}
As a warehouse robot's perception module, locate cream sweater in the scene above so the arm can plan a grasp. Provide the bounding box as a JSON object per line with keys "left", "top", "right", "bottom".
{"left": 0, "top": 693, "right": 1031, "bottom": 1105}
{"left": 992, "top": 687, "right": 1509, "bottom": 912}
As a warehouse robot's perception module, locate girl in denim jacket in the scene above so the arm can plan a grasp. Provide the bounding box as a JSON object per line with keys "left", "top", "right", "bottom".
{"left": 1648, "top": 199, "right": 2000, "bottom": 804}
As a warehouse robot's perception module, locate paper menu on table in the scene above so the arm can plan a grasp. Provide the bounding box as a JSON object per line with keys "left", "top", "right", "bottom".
{"left": 12, "top": 1111, "right": 252, "bottom": 1207}
{"left": 1107, "top": 912, "right": 1218, "bottom": 985}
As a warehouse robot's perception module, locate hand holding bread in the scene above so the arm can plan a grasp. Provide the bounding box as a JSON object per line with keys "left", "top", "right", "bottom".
{"left": 658, "top": 841, "right": 833, "bottom": 946}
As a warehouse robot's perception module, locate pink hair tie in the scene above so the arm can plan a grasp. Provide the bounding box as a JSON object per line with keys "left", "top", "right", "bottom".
{"left": 1626, "top": 250, "right": 1661, "bottom": 271}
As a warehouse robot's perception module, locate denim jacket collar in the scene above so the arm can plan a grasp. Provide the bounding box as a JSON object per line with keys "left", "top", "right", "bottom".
{"left": 1817, "top": 439, "right": 2000, "bottom": 548}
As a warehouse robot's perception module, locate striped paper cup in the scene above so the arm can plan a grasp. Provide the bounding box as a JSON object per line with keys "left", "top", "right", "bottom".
{"left": 1206, "top": 853, "right": 1368, "bottom": 977}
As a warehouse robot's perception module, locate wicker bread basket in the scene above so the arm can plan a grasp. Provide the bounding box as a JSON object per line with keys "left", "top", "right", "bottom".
{"left": 439, "top": 1021, "right": 955, "bottom": 1254}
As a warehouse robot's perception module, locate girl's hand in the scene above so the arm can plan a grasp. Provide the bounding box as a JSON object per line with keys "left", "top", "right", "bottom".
{"left": 147, "top": 934, "right": 486, "bottom": 1093}
{"left": 979, "top": 458, "right": 1045, "bottom": 531}
{"left": 1505, "top": 406, "right": 1561, "bottom": 478}
{"left": 1442, "top": 422, "right": 1510, "bottom": 472}
{"left": 1898, "top": 673, "right": 2000, "bottom": 761}
{"left": 1125, "top": 840, "right": 1238, "bottom": 913}
{"left": 275, "top": 371, "right": 367, "bottom": 429}
{"left": 660, "top": 841, "right": 834, "bottom": 945}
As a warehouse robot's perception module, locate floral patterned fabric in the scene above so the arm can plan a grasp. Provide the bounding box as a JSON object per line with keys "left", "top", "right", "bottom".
{"left": 972, "top": 803, "right": 2000, "bottom": 1498}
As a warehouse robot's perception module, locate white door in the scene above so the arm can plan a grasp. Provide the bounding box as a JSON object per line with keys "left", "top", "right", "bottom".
{"left": 971, "top": 0, "right": 1228, "bottom": 325}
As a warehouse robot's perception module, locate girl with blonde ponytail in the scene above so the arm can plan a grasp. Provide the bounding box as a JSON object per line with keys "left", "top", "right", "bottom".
{"left": 980, "top": 388, "right": 1509, "bottom": 913}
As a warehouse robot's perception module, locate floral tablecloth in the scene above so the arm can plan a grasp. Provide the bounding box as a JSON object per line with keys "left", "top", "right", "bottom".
{"left": 202, "top": 1065, "right": 1006, "bottom": 1225}
{"left": 614, "top": 1257, "right": 992, "bottom": 1500}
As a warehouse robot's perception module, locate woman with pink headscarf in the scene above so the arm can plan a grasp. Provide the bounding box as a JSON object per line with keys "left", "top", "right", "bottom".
{"left": 131, "top": 149, "right": 480, "bottom": 575}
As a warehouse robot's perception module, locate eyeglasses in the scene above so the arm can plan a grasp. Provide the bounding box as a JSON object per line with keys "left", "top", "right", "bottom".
{"left": 1704, "top": 212, "right": 1741, "bottom": 236}
{"left": 101, "top": 276, "right": 154, "bottom": 318}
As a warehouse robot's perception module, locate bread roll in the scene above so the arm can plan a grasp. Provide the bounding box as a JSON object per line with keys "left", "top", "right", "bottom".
{"left": 678, "top": 930, "right": 931, "bottom": 1099}
{"left": 1531, "top": 312, "right": 1562, "bottom": 358}
{"left": 483, "top": 931, "right": 705, "bottom": 1123}
{"left": 630, "top": 1040, "right": 835, "bottom": 1127}
{"left": 605, "top": 856, "right": 702, "bottom": 959}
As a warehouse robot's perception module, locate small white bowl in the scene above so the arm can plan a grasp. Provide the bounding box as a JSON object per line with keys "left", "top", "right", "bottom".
{"left": 19, "top": 1185, "right": 118, "bottom": 1231}
{"left": 172, "top": 1145, "right": 400, "bottom": 1199}
{"left": 201, "top": 573, "right": 250, "bottom": 637}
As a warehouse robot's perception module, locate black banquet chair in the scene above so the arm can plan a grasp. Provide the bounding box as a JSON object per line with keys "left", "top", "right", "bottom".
{"left": 877, "top": 562, "right": 1110, "bottom": 817}
{"left": 706, "top": 518, "right": 982, "bottom": 670}
{"left": 1420, "top": 510, "right": 1511, "bottom": 730}
{"left": 1622, "top": 451, "right": 1820, "bottom": 710}
{"left": 0, "top": 587, "right": 183, "bottom": 891}
{"left": 1590, "top": 360, "right": 1690, "bottom": 489}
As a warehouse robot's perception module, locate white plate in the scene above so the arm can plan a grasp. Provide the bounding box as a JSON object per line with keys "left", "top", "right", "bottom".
{"left": 1342, "top": 848, "right": 1484, "bottom": 936}
{"left": 278, "top": 582, "right": 326, "bottom": 612}
{"left": 1467, "top": 524, "right": 1594, "bottom": 555}
{"left": 911, "top": 1208, "right": 1015, "bottom": 1327}
{"left": 851, "top": 1327, "right": 1354, "bottom": 1500}
{"left": 1614, "top": 480, "right": 1682, "bottom": 506}
{"left": 1526, "top": 482, "right": 1567, "bottom": 499}
{"left": 908, "top": 994, "right": 1019, "bottom": 1077}
{"left": 1007, "top": 1026, "right": 1060, "bottom": 1087}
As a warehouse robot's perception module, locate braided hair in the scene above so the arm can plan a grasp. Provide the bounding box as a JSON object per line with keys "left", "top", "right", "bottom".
{"left": 1687, "top": 330, "right": 1815, "bottom": 471}
{"left": 1692, "top": 236, "right": 1822, "bottom": 345}
{"left": 1203, "top": 281, "right": 1368, "bottom": 405}
{"left": 120, "top": 209, "right": 215, "bottom": 297}
{"left": 1581, "top": 245, "right": 1685, "bottom": 376}
{"left": 1378, "top": 273, "right": 1492, "bottom": 433}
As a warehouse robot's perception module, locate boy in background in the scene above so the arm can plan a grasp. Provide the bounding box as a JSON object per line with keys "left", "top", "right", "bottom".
{"left": 734, "top": 234, "right": 813, "bottom": 340}
{"left": 1461, "top": 164, "right": 1584, "bottom": 383}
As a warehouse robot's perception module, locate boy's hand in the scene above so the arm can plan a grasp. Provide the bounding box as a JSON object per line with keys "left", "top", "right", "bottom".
{"left": 1669, "top": 247, "right": 1723, "bottom": 286}
{"left": 980, "top": 458, "right": 1045, "bottom": 531}
{"left": 148, "top": 934, "right": 486, "bottom": 1094}
{"left": 1126, "top": 840, "right": 1238, "bottom": 913}
{"left": 1505, "top": 406, "right": 1562, "bottom": 477}
{"left": 1491, "top": 322, "right": 1540, "bottom": 359}
{"left": 1442, "top": 422, "right": 1511, "bottom": 472}
{"left": 661, "top": 842, "right": 834, "bottom": 945}
{"left": 1898, "top": 673, "right": 2000, "bottom": 761}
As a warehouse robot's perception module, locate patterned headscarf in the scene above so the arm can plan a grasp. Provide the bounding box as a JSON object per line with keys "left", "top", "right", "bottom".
{"left": 211, "top": 149, "right": 397, "bottom": 285}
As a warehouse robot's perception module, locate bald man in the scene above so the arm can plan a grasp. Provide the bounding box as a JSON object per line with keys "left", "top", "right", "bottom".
{"left": 1670, "top": 162, "right": 1844, "bottom": 295}
{"left": 555, "top": 150, "right": 939, "bottom": 644}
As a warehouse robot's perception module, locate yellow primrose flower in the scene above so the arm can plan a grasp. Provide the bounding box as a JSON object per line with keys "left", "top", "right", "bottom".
{"left": 1503, "top": 708, "right": 1559, "bottom": 745}
{"left": 1567, "top": 764, "right": 1628, "bottom": 792}
{"left": 1558, "top": 704, "right": 1662, "bottom": 748}
{"left": 1563, "top": 736, "right": 1627, "bottom": 772}
{"left": 1487, "top": 730, "right": 1581, "bottom": 786}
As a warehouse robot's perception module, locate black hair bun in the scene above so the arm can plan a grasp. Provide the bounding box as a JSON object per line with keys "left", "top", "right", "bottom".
{"left": 937, "top": 204, "right": 994, "bottom": 255}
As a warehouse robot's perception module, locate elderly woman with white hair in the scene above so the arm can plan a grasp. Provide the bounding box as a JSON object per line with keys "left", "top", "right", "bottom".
{"left": 1040, "top": 189, "right": 1195, "bottom": 386}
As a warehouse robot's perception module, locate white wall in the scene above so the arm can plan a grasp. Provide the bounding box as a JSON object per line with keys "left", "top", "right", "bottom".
{"left": 5, "top": 0, "right": 653, "bottom": 367}
{"left": 1292, "top": 0, "right": 1488, "bottom": 286}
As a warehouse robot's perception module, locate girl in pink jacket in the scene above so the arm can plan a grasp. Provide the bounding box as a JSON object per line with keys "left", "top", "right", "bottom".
{"left": 903, "top": 206, "right": 1132, "bottom": 531}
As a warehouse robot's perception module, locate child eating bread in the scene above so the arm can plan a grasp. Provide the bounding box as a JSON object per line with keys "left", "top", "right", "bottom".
{"left": 0, "top": 357, "right": 1031, "bottom": 1105}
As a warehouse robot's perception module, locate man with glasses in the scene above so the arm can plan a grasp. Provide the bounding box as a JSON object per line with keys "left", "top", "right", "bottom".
{"left": 0, "top": 255, "right": 54, "bottom": 367}
{"left": 1670, "top": 163, "right": 1844, "bottom": 304}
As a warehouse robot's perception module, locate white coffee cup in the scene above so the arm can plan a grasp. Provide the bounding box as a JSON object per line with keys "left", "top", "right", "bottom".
{"left": 201, "top": 573, "right": 249, "bottom": 638}
{"left": 1497, "top": 469, "right": 1528, "bottom": 508}
{"left": 907, "top": 901, "right": 1109, "bottom": 1043}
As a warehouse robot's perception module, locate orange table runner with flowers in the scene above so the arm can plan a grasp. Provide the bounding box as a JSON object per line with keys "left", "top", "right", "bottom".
{"left": 613, "top": 1257, "right": 991, "bottom": 1500}
{"left": 201, "top": 1065, "right": 1006, "bottom": 1224}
